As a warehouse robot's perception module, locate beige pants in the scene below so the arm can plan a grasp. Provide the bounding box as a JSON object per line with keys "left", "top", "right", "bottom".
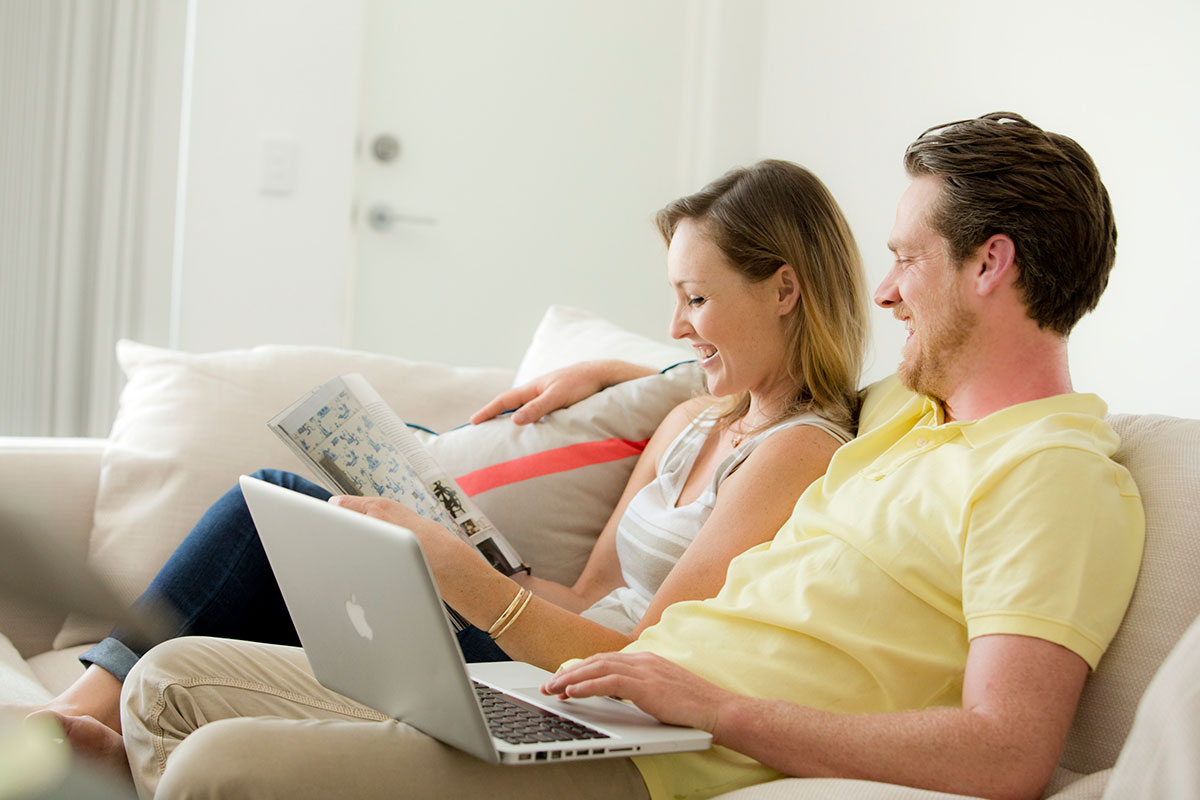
{"left": 120, "top": 636, "right": 651, "bottom": 800}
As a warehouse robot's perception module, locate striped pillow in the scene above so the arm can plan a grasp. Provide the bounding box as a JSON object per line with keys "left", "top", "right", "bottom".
{"left": 423, "top": 362, "right": 702, "bottom": 586}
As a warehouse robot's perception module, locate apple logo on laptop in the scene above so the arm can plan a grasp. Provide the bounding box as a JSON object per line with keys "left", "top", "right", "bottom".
{"left": 345, "top": 594, "right": 374, "bottom": 641}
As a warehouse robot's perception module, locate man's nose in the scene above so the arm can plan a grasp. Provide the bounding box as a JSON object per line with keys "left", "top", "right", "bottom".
{"left": 874, "top": 267, "right": 900, "bottom": 309}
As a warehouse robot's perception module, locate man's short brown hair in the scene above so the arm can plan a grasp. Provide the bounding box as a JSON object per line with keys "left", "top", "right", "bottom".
{"left": 904, "top": 112, "right": 1117, "bottom": 335}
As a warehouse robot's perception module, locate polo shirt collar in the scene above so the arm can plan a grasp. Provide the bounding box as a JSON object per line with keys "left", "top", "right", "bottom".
{"left": 945, "top": 392, "right": 1109, "bottom": 447}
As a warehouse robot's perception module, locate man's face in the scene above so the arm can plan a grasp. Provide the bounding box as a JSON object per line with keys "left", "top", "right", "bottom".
{"left": 874, "top": 177, "right": 977, "bottom": 401}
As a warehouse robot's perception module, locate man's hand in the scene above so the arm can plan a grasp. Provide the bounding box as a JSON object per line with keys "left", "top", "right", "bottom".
{"left": 540, "top": 652, "right": 732, "bottom": 734}
{"left": 470, "top": 360, "right": 656, "bottom": 425}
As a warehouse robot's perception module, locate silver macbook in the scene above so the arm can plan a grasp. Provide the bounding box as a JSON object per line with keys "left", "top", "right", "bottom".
{"left": 239, "top": 475, "right": 712, "bottom": 764}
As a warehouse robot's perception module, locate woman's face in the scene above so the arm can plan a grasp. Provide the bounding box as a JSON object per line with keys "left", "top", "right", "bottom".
{"left": 667, "top": 218, "right": 795, "bottom": 406}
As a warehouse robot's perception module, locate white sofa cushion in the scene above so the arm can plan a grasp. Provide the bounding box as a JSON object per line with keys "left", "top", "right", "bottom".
{"left": 0, "top": 633, "right": 52, "bottom": 704}
{"left": 0, "top": 438, "right": 104, "bottom": 658}
{"left": 1060, "top": 414, "right": 1200, "bottom": 774}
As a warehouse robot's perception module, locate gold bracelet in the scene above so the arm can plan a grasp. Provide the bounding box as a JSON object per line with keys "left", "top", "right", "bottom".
{"left": 487, "top": 586, "right": 531, "bottom": 638}
{"left": 491, "top": 587, "right": 534, "bottom": 640}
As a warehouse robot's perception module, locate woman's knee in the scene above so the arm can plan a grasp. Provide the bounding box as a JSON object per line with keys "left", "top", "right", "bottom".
{"left": 249, "top": 468, "right": 330, "bottom": 500}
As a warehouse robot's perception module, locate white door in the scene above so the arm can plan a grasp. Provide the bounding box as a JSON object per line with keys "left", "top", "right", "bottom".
{"left": 350, "top": 0, "right": 698, "bottom": 369}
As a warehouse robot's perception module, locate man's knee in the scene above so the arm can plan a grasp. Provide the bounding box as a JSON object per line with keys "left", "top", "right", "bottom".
{"left": 121, "top": 637, "right": 234, "bottom": 729}
{"left": 154, "top": 718, "right": 268, "bottom": 799}
{"left": 123, "top": 637, "right": 190, "bottom": 718}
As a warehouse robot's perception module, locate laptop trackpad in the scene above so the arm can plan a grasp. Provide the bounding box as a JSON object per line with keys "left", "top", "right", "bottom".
{"left": 467, "top": 660, "right": 673, "bottom": 732}
{"left": 504, "top": 685, "right": 667, "bottom": 731}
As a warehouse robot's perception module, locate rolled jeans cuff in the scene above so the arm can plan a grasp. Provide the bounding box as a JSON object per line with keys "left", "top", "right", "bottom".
{"left": 79, "top": 636, "right": 141, "bottom": 682}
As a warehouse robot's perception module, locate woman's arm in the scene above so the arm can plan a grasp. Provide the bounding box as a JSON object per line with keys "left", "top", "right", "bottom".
{"left": 332, "top": 410, "right": 840, "bottom": 671}
{"left": 329, "top": 398, "right": 702, "bottom": 667}
{"left": 506, "top": 398, "right": 705, "bottom": 613}
{"left": 470, "top": 360, "right": 657, "bottom": 425}
{"left": 629, "top": 423, "right": 841, "bottom": 636}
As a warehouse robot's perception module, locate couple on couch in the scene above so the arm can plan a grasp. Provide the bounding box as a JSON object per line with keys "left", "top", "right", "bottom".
{"left": 15, "top": 112, "right": 1144, "bottom": 800}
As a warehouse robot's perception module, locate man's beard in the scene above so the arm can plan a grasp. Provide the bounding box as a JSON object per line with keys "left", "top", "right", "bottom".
{"left": 898, "top": 299, "right": 976, "bottom": 402}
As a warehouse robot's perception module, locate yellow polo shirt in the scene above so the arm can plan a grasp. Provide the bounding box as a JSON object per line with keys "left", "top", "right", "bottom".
{"left": 626, "top": 376, "right": 1145, "bottom": 800}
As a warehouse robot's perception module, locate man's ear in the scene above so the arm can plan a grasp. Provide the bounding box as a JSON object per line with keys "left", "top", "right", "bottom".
{"left": 971, "top": 234, "right": 1016, "bottom": 296}
{"left": 773, "top": 264, "right": 801, "bottom": 315}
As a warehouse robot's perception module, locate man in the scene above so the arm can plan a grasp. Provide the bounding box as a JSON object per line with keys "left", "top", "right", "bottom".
{"left": 119, "top": 113, "right": 1144, "bottom": 800}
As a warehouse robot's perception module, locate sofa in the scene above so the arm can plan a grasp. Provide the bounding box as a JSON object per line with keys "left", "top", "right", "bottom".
{"left": 1, "top": 305, "right": 1197, "bottom": 799}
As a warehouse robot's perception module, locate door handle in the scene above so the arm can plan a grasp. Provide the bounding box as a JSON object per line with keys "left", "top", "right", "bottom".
{"left": 366, "top": 203, "right": 438, "bottom": 231}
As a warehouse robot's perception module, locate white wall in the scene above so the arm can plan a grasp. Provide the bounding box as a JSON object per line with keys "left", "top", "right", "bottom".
{"left": 757, "top": 0, "right": 1200, "bottom": 418}
{"left": 167, "top": 0, "right": 1197, "bottom": 419}
{"left": 171, "top": 0, "right": 363, "bottom": 352}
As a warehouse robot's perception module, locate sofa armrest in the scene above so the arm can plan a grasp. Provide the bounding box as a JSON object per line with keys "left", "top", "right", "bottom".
{"left": 0, "top": 436, "right": 105, "bottom": 658}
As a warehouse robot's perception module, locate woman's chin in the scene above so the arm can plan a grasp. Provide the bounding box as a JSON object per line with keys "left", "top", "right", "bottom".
{"left": 704, "top": 376, "right": 730, "bottom": 397}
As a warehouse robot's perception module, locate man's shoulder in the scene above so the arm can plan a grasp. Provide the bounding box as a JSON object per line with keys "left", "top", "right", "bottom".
{"left": 970, "top": 392, "right": 1118, "bottom": 459}
{"left": 857, "top": 374, "right": 917, "bottom": 434}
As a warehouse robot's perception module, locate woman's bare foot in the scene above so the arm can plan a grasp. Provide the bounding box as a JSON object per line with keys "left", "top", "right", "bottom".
{"left": 24, "top": 709, "right": 132, "bottom": 782}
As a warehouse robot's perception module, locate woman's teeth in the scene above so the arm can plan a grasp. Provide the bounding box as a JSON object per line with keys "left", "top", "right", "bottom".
{"left": 697, "top": 345, "right": 717, "bottom": 360}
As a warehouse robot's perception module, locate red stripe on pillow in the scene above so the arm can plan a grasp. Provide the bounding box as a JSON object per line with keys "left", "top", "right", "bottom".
{"left": 456, "top": 438, "right": 649, "bottom": 496}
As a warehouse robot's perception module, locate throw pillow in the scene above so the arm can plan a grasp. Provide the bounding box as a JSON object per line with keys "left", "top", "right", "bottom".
{"left": 513, "top": 305, "right": 692, "bottom": 386}
{"left": 421, "top": 361, "right": 703, "bottom": 586}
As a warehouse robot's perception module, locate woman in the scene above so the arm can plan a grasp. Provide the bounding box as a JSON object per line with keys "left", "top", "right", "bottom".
{"left": 21, "top": 159, "right": 868, "bottom": 767}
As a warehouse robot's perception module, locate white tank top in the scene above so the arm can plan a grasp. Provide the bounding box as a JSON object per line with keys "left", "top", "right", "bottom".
{"left": 580, "top": 408, "right": 852, "bottom": 634}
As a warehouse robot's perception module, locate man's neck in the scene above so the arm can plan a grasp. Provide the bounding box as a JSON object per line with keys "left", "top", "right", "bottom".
{"left": 939, "top": 332, "right": 1073, "bottom": 422}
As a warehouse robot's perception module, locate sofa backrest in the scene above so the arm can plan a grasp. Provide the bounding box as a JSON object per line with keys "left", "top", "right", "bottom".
{"left": 1059, "top": 413, "right": 1200, "bottom": 774}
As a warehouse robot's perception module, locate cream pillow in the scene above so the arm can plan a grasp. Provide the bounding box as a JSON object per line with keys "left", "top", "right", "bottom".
{"left": 421, "top": 362, "right": 703, "bottom": 585}
{"left": 55, "top": 342, "right": 513, "bottom": 648}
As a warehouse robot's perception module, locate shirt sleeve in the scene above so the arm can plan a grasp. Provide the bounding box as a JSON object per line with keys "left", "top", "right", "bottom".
{"left": 961, "top": 446, "right": 1144, "bottom": 669}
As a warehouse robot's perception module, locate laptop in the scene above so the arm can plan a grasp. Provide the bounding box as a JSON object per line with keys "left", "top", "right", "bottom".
{"left": 239, "top": 474, "right": 712, "bottom": 764}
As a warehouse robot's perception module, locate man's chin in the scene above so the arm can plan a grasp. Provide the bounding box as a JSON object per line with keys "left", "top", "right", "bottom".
{"left": 898, "top": 359, "right": 945, "bottom": 402}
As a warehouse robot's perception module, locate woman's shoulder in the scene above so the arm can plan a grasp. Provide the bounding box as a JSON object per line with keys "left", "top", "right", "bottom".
{"left": 765, "top": 408, "right": 855, "bottom": 445}
{"left": 660, "top": 395, "right": 718, "bottom": 433}
{"left": 713, "top": 419, "right": 843, "bottom": 494}
{"left": 642, "top": 395, "right": 716, "bottom": 461}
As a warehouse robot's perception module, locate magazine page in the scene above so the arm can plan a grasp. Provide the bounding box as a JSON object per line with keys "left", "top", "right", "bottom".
{"left": 268, "top": 374, "right": 528, "bottom": 577}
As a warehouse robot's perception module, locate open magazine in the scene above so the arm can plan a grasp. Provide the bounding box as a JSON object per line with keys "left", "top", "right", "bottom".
{"left": 268, "top": 374, "right": 530, "bottom": 596}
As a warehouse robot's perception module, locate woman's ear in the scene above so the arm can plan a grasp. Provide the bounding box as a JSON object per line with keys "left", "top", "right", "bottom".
{"left": 774, "top": 264, "right": 801, "bottom": 316}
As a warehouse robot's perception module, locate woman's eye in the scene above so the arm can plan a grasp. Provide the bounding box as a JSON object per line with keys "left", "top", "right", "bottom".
{"left": 687, "top": 296, "right": 706, "bottom": 307}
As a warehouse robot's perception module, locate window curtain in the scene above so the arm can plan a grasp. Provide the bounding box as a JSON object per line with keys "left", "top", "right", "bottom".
{"left": 0, "top": 0, "right": 157, "bottom": 436}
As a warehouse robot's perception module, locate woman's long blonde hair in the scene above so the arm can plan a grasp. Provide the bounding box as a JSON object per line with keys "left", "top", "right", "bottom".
{"left": 656, "top": 160, "right": 868, "bottom": 433}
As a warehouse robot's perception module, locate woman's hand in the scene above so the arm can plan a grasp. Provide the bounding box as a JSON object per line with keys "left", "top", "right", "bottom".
{"left": 539, "top": 651, "right": 734, "bottom": 735}
{"left": 470, "top": 360, "right": 656, "bottom": 425}
{"left": 328, "top": 495, "right": 479, "bottom": 579}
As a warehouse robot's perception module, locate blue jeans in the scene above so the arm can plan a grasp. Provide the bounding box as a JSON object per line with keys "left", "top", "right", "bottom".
{"left": 80, "top": 469, "right": 511, "bottom": 681}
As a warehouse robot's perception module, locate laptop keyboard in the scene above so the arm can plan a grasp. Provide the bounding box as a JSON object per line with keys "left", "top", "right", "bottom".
{"left": 473, "top": 683, "right": 608, "bottom": 745}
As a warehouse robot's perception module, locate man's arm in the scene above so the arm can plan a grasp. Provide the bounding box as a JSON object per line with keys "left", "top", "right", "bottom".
{"left": 543, "top": 633, "right": 1088, "bottom": 800}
